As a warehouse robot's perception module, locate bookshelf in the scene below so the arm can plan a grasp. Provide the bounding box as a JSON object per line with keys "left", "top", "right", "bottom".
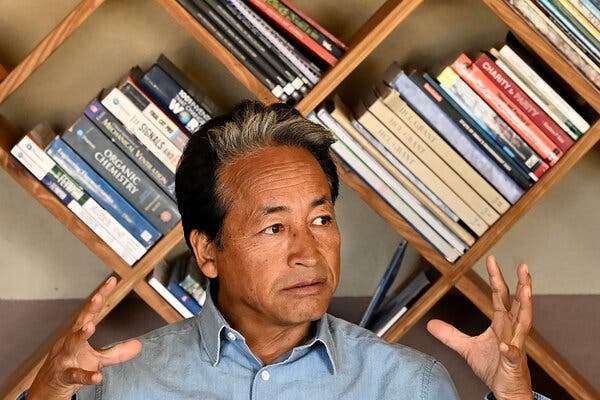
{"left": 0, "top": 0, "right": 598, "bottom": 399}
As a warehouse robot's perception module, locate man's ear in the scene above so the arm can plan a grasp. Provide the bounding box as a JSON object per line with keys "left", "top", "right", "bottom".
{"left": 189, "top": 230, "right": 218, "bottom": 278}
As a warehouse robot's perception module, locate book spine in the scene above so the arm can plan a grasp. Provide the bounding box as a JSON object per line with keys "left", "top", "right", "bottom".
{"left": 581, "top": 0, "right": 600, "bottom": 17}
{"left": 46, "top": 138, "right": 161, "bottom": 247}
{"left": 137, "top": 62, "right": 213, "bottom": 135}
{"left": 264, "top": 0, "right": 345, "bottom": 58}
{"left": 476, "top": 54, "right": 574, "bottom": 152}
{"left": 317, "top": 108, "right": 469, "bottom": 253}
{"left": 62, "top": 116, "right": 180, "bottom": 235}
{"left": 380, "top": 88, "right": 511, "bottom": 214}
{"left": 452, "top": 54, "right": 563, "bottom": 165}
{"left": 558, "top": 0, "right": 600, "bottom": 40}
{"left": 278, "top": 0, "right": 347, "bottom": 51}
{"left": 119, "top": 77, "right": 189, "bottom": 152}
{"left": 572, "top": 0, "right": 600, "bottom": 26}
{"left": 356, "top": 108, "right": 489, "bottom": 237}
{"left": 386, "top": 69, "right": 524, "bottom": 204}
{"left": 167, "top": 281, "right": 203, "bottom": 315}
{"left": 18, "top": 134, "right": 147, "bottom": 258}
{"left": 436, "top": 66, "right": 549, "bottom": 180}
{"left": 225, "top": 0, "right": 322, "bottom": 85}
{"left": 369, "top": 96, "right": 503, "bottom": 224}
{"left": 85, "top": 100, "right": 177, "bottom": 201}
{"left": 497, "top": 44, "right": 590, "bottom": 134}
{"left": 148, "top": 277, "right": 194, "bottom": 318}
{"left": 415, "top": 72, "right": 535, "bottom": 190}
{"left": 102, "top": 88, "right": 181, "bottom": 173}
{"left": 307, "top": 113, "right": 461, "bottom": 263}
{"left": 245, "top": 0, "right": 338, "bottom": 66}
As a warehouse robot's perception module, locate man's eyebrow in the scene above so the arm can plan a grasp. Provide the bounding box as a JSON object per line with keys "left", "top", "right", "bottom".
{"left": 260, "top": 196, "right": 331, "bottom": 216}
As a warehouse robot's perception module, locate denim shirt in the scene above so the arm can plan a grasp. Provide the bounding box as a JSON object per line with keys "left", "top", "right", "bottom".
{"left": 74, "top": 290, "right": 459, "bottom": 400}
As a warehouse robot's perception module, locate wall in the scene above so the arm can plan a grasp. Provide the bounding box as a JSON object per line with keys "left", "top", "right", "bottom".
{"left": 0, "top": 0, "right": 598, "bottom": 299}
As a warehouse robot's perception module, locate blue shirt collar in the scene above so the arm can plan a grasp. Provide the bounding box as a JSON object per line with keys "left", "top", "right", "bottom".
{"left": 197, "top": 285, "right": 338, "bottom": 374}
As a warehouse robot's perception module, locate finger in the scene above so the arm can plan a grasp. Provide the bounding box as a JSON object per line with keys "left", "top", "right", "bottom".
{"left": 512, "top": 283, "right": 533, "bottom": 348}
{"left": 426, "top": 319, "right": 471, "bottom": 358}
{"left": 510, "top": 263, "right": 531, "bottom": 320}
{"left": 486, "top": 255, "right": 510, "bottom": 312}
{"left": 74, "top": 276, "right": 117, "bottom": 330}
{"left": 97, "top": 339, "right": 142, "bottom": 367}
{"left": 62, "top": 367, "right": 103, "bottom": 386}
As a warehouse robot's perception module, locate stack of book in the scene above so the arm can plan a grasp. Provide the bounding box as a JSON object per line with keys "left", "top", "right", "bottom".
{"left": 505, "top": 0, "right": 600, "bottom": 88}
{"left": 148, "top": 252, "right": 208, "bottom": 318}
{"left": 177, "top": 0, "right": 347, "bottom": 104}
{"left": 10, "top": 55, "right": 220, "bottom": 266}
{"left": 309, "top": 33, "right": 590, "bottom": 263}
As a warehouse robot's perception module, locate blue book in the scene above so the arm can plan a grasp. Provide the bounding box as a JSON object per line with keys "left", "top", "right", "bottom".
{"left": 167, "top": 280, "right": 202, "bottom": 315}
{"left": 359, "top": 240, "right": 408, "bottom": 327}
{"left": 46, "top": 138, "right": 161, "bottom": 248}
{"left": 383, "top": 64, "right": 524, "bottom": 204}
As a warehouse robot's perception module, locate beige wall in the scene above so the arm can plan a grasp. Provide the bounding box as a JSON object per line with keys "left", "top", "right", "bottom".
{"left": 0, "top": 0, "right": 598, "bottom": 299}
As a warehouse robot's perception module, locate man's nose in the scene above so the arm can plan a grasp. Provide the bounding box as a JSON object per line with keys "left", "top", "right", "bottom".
{"left": 287, "top": 226, "right": 319, "bottom": 267}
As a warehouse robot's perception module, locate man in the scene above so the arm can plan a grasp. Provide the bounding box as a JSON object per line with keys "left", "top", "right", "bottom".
{"left": 26, "top": 101, "right": 537, "bottom": 399}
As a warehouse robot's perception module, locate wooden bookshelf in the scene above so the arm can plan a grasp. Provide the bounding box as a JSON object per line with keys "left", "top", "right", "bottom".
{"left": 0, "top": 0, "right": 598, "bottom": 399}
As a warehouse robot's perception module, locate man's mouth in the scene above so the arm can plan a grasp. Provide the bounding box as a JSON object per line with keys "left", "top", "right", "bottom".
{"left": 284, "top": 278, "right": 327, "bottom": 295}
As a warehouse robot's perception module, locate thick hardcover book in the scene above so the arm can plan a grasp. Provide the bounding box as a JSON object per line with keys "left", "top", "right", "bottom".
{"left": 376, "top": 83, "right": 511, "bottom": 214}
{"left": 148, "top": 260, "right": 194, "bottom": 318}
{"left": 366, "top": 88, "right": 503, "bottom": 224}
{"left": 84, "top": 99, "right": 177, "bottom": 201}
{"left": 176, "top": 0, "right": 289, "bottom": 102}
{"left": 451, "top": 54, "right": 563, "bottom": 165}
{"left": 17, "top": 132, "right": 147, "bottom": 259}
{"left": 46, "top": 138, "right": 161, "bottom": 248}
{"left": 102, "top": 88, "right": 181, "bottom": 173}
{"left": 245, "top": 0, "right": 338, "bottom": 66}
{"left": 327, "top": 99, "right": 475, "bottom": 247}
{"left": 308, "top": 112, "right": 462, "bottom": 263}
{"left": 136, "top": 60, "right": 214, "bottom": 137}
{"left": 264, "top": 0, "right": 346, "bottom": 59}
{"left": 359, "top": 240, "right": 407, "bottom": 328}
{"left": 383, "top": 64, "right": 524, "bottom": 205}
{"left": 368, "top": 270, "right": 431, "bottom": 337}
{"left": 475, "top": 54, "right": 574, "bottom": 152}
{"left": 62, "top": 116, "right": 180, "bottom": 235}
{"left": 414, "top": 72, "right": 534, "bottom": 190}
{"left": 354, "top": 101, "right": 488, "bottom": 237}
{"left": 495, "top": 43, "right": 590, "bottom": 136}
{"left": 119, "top": 74, "right": 189, "bottom": 152}
{"left": 224, "top": 0, "right": 322, "bottom": 85}
{"left": 436, "top": 66, "right": 549, "bottom": 180}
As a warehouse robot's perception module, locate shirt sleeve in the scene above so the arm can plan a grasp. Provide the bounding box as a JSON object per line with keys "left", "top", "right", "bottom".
{"left": 425, "top": 360, "right": 460, "bottom": 400}
{"left": 75, "top": 384, "right": 99, "bottom": 400}
{"left": 16, "top": 390, "right": 78, "bottom": 400}
{"left": 484, "top": 391, "right": 552, "bottom": 400}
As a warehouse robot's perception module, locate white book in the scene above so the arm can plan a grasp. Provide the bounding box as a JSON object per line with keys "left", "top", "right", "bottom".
{"left": 148, "top": 260, "right": 194, "bottom": 318}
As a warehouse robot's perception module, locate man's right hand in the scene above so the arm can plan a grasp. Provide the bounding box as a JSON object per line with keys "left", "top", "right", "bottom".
{"left": 27, "top": 276, "right": 142, "bottom": 400}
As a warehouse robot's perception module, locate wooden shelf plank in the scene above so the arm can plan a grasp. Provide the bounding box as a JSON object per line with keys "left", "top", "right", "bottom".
{"left": 154, "top": 0, "right": 279, "bottom": 105}
{"left": 296, "top": 0, "right": 425, "bottom": 115}
{"left": 480, "top": 0, "right": 600, "bottom": 113}
{"left": 0, "top": 0, "right": 106, "bottom": 105}
{"left": 455, "top": 270, "right": 600, "bottom": 400}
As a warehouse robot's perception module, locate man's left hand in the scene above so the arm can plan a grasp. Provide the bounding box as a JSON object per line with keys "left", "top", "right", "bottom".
{"left": 427, "top": 255, "right": 533, "bottom": 400}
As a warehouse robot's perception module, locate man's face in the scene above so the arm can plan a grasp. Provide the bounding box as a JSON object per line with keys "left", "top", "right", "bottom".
{"left": 211, "top": 145, "right": 340, "bottom": 329}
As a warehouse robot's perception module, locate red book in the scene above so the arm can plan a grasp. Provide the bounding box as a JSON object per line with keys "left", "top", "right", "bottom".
{"left": 475, "top": 53, "right": 574, "bottom": 153}
{"left": 451, "top": 54, "right": 562, "bottom": 166}
{"left": 245, "top": 0, "right": 338, "bottom": 67}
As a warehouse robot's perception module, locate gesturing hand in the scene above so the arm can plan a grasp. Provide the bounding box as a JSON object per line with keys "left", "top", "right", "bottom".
{"left": 427, "top": 255, "right": 533, "bottom": 400}
{"left": 27, "top": 276, "right": 142, "bottom": 400}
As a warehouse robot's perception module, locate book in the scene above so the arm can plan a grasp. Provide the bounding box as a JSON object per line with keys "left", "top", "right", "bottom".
{"left": 46, "top": 137, "right": 162, "bottom": 248}
{"left": 353, "top": 100, "right": 489, "bottom": 237}
{"left": 436, "top": 66, "right": 550, "bottom": 181}
{"left": 327, "top": 98, "right": 475, "bottom": 247}
{"left": 368, "top": 270, "right": 431, "bottom": 337}
{"left": 172, "top": 252, "right": 207, "bottom": 305}
{"left": 475, "top": 53, "right": 574, "bottom": 152}
{"left": 568, "top": 0, "right": 600, "bottom": 31}
{"left": 359, "top": 240, "right": 407, "bottom": 328}
{"left": 167, "top": 257, "right": 203, "bottom": 315}
{"left": 556, "top": 0, "right": 600, "bottom": 43}
{"left": 451, "top": 53, "right": 563, "bottom": 165}
{"left": 308, "top": 111, "right": 462, "bottom": 262}
{"left": 383, "top": 64, "right": 524, "bottom": 205}
{"left": 376, "top": 83, "right": 511, "bottom": 215}
{"left": 62, "top": 116, "right": 181, "bottom": 235}
{"left": 148, "top": 260, "right": 194, "bottom": 318}
{"left": 84, "top": 99, "right": 177, "bottom": 201}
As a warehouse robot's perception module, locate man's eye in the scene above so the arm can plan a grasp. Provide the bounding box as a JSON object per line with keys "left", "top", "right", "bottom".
{"left": 313, "top": 216, "right": 332, "bottom": 226}
{"left": 263, "top": 224, "right": 283, "bottom": 234}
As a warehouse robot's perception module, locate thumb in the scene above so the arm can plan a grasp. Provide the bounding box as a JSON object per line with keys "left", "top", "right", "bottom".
{"left": 98, "top": 339, "right": 142, "bottom": 367}
{"left": 427, "top": 319, "right": 471, "bottom": 358}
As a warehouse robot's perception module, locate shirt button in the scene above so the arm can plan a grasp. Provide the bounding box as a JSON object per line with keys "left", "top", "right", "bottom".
{"left": 226, "top": 332, "right": 236, "bottom": 341}
{"left": 261, "top": 370, "right": 270, "bottom": 381}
